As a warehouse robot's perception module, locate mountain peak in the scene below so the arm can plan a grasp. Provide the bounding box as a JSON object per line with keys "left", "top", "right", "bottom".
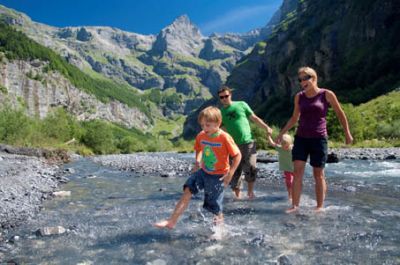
{"left": 173, "top": 14, "right": 191, "bottom": 25}
{"left": 150, "top": 14, "right": 204, "bottom": 57}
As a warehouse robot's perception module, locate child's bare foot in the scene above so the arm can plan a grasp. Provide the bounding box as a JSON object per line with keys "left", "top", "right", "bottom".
{"left": 213, "top": 215, "right": 224, "bottom": 226}
{"left": 285, "top": 206, "right": 299, "bottom": 214}
{"left": 233, "top": 188, "right": 241, "bottom": 199}
{"left": 153, "top": 220, "right": 175, "bottom": 229}
{"left": 248, "top": 192, "right": 255, "bottom": 200}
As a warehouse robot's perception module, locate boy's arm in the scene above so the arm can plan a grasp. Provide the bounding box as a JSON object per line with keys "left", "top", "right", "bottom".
{"left": 220, "top": 152, "right": 241, "bottom": 186}
{"left": 193, "top": 150, "right": 202, "bottom": 172}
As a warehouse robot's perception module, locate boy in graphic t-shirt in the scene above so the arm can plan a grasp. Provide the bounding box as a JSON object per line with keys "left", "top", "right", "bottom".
{"left": 154, "top": 106, "right": 241, "bottom": 229}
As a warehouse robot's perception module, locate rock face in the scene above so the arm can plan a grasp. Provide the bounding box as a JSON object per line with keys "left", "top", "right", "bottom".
{"left": 0, "top": 5, "right": 275, "bottom": 123}
{"left": 150, "top": 15, "right": 204, "bottom": 57}
{"left": 224, "top": 0, "right": 400, "bottom": 124}
{"left": 184, "top": 0, "right": 400, "bottom": 137}
{"left": 0, "top": 58, "right": 151, "bottom": 129}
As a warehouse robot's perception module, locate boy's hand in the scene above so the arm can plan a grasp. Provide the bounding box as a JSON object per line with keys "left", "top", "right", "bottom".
{"left": 219, "top": 172, "right": 232, "bottom": 187}
{"left": 192, "top": 161, "right": 200, "bottom": 172}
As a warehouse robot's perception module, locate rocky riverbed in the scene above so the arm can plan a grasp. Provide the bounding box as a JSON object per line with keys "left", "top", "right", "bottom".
{"left": 1, "top": 148, "right": 398, "bottom": 241}
{"left": 92, "top": 148, "right": 399, "bottom": 178}
{"left": 0, "top": 152, "right": 69, "bottom": 237}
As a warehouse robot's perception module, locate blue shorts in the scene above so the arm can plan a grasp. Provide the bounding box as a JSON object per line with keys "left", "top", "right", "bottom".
{"left": 292, "top": 136, "right": 328, "bottom": 168}
{"left": 184, "top": 169, "right": 225, "bottom": 215}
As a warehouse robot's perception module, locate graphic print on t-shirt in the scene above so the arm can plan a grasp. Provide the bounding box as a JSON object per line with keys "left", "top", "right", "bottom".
{"left": 226, "top": 111, "right": 237, "bottom": 120}
{"left": 203, "top": 145, "right": 218, "bottom": 171}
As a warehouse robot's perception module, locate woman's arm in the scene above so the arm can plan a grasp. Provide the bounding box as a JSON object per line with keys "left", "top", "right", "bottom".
{"left": 277, "top": 94, "right": 300, "bottom": 142}
{"left": 325, "top": 90, "right": 353, "bottom": 145}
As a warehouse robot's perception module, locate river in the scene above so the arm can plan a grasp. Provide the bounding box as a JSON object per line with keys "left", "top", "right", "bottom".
{"left": 3, "top": 153, "right": 400, "bottom": 264}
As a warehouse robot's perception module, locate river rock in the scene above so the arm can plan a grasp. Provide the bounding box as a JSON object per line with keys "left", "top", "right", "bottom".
{"left": 278, "top": 255, "right": 293, "bottom": 265}
{"left": 146, "top": 259, "right": 167, "bottom": 265}
{"left": 53, "top": 191, "right": 71, "bottom": 197}
{"left": 327, "top": 152, "right": 339, "bottom": 163}
{"left": 385, "top": 154, "right": 396, "bottom": 160}
{"left": 36, "top": 226, "right": 67, "bottom": 236}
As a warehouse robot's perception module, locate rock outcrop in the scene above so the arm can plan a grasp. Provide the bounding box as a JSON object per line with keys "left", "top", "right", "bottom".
{"left": 0, "top": 58, "right": 151, "bottom": 129}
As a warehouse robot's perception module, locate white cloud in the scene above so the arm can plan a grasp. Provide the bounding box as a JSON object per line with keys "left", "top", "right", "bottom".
{"left": 200, "top": 5, "right": 276, "bottom": 34}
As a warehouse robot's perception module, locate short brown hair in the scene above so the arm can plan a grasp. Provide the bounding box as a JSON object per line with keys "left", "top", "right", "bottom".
{"left": 198, "top": 106, "right": 222, "bottom": 124}
{"left": 217, "top": 85, "right": 232, "bottom": 95}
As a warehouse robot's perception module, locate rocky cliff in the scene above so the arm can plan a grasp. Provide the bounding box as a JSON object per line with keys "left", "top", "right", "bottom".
{"left": 0, "top": 57, "right": 150, "bottom": 129}
{"left": 225, "top": 0, "right": 400, "bottom": 125}
{"left": 0, "top": 5, "right": 272, "bottom": 122}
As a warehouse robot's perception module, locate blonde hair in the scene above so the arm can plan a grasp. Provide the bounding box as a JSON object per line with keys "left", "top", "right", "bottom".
{"left": 281, "top": 134, "right": 293, "bottom": 145}
{"left": 198, "top": 106, "right": 222, "bottom": 124}
{"left": 298, "top": 66, "right": 318, "bottom": 83}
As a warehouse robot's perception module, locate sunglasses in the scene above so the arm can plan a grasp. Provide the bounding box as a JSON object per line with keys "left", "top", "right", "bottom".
{"left": 219, "top": 95, "right": 230, "bottom": 99}
{"left": 298, "top": 75, "right": 312, "bottom": 82}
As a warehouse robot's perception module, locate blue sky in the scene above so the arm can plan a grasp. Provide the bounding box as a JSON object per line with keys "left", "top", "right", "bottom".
{"left": 0, "top": 0, "right": 282, "bottom": 36}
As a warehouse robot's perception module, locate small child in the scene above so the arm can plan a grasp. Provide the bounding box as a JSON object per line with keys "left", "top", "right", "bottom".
{"left": 267, "top": 133, "right": 294, "bottom": 201}
{"left": 154, "top": 106, "right": 241, "bottom": 229}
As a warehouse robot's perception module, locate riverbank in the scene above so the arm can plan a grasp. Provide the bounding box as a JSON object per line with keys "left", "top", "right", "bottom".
{"left": 0, "top": 151, "right": 69, "bottom": 238}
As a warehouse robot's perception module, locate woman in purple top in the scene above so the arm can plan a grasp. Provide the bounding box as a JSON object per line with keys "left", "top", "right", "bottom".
{"left": 277, "top": 66, "right": 353, "bottom": 213}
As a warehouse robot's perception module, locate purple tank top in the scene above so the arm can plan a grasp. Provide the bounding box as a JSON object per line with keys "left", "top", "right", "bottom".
{"left": 296, "top": 88, "right": 329, "bottom": 138}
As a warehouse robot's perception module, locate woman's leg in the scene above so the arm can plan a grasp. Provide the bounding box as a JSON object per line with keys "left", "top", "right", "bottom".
{"left": 313, "top": 167, "right": 326, "bottom": 210}
{"left": 286, "top": 160, "right": 306, "bottom": 213}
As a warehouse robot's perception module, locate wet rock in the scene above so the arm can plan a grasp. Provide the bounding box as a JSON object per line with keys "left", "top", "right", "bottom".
{"left": 146, "top": 258, "right": 167, "bottom": 265}
{"left": 283, "top": 222, "right": 296, "bottom": 230}
{"left": 64, "top": 168, "right": 75, "bottom": 174}
{"left": 36, "top": 226, "right": 67, "bottom": 236}
{"left": 204, "top": 244, "right": 224, "bottom": 257}
{"left": 344, "top": 186, "right": 357, "bottom": 192}
{"left": 327, "top": 152, "right": 339, "bottom": 163}
{"left": 278, "top": 255, "right": 292, "bottom": 265}
{"left": 53, "top": 191, "right": 71, "bottom": 197}
{"left": 385, "top": 154, "right": 396, "bottom": 160}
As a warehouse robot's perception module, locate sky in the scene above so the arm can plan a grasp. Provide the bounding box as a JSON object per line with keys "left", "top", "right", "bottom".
{"left": 0, "top": 0, "right": 282, "bottom": 36}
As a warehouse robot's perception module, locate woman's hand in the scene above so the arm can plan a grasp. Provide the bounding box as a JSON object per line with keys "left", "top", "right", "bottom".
{"left": 345, "top": 132, "right": 353, "bottom": 145}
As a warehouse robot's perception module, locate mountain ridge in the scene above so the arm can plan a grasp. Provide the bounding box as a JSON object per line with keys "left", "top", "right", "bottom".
{"left": 0, "top": 4, "right": 277, "bottom": 126}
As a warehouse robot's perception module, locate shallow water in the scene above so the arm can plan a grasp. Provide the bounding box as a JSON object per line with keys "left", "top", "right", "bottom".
{"left": 3, "top": 155, "right": 400, "bottom": 264}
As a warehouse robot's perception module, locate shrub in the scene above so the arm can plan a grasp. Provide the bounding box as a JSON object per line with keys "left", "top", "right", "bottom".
{"left": 41, "top": 108, "right": 83, "bottom": 142}
{"left": 81, "top": 120, "right": 115, "bottom": 154}
{"left": 0, "top": 105, "right": 34, "bottom": 145}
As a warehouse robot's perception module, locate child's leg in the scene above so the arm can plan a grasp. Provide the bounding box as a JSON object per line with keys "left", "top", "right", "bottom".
{"left": 154, "top": 187, "right": 192, "bottom": 229}
{"left": 284, "top": 171, "right": 294, "bottom": 200}
{"left": 213, "top": 213, "right": 224, "bottom": 225}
